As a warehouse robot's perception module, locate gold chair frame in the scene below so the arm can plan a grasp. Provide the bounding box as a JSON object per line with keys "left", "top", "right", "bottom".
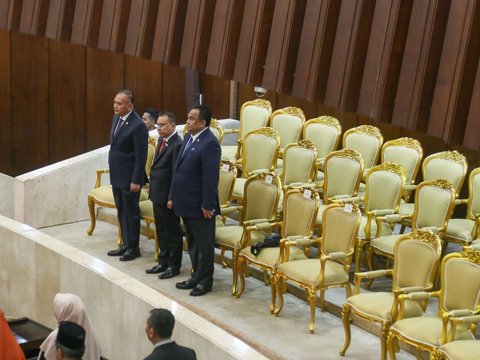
{"left": 269, "top": 106, "right": 306, "bottom": 158}
{"left": 280, "top": 140, "right": 318, "bottom": 187}
{"left": 343, "top": 125, "right": 383, "bottom": 171}
{"left": 303, "top": 116, "right": 342, "bottom": 168}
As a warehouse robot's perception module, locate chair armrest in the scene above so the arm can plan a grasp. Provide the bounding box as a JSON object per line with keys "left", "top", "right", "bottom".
{"left": 419, "top": 226, "right": 445, "bottom": 235}
{"left": 404, "top": 184, "right": 417, "bottom": 191}
{"left": 454, "top": 198, "right": 468, "bottom": 206}
{"left": 353, "top": 270, "right": 392, "bottom": 294}
{"left": 397, "top": 291, "right": 437, "bottom": 320}
{"left": 321, "top": 251, "right": 347, "bottom": 261}
{"left": 221, "top": 206, "right": 242, "bottom": 216}
{"left": 244, "top": 219, "right": 279, "bottom": 229}
{"left": 223, "top": 128, "right": 239, "bottom": 135}
{"left": 331, "top": 194, "right": 354, "bottom": 200}
{"left": 94, "top": 168, "right": 110, "bottom": 188}
{"left": 247, "top": 169, "right": 269, "bottom": 176}
{"left": 333, "top": 196, "right": 361, "bottom": 204}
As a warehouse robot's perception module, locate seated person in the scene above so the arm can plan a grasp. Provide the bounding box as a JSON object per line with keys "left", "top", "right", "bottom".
{"left": 0, "top": 309, "right": 25, "bottom": 360}
{"left": 144, "top": 308, "right": 196, "bottom": 360}
{"left": 38, "top": 293, "right": 102, "bottom": 360}
{"left": 143, "top": 108, "right": 160, "bottom": 140}
{"left": 55, "top": 321, "right": 85, "bottom": 360}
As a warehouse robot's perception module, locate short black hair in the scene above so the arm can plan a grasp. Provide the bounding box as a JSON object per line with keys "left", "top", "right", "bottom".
{"left": 144, "top": 108, "right": 159, "bottom": 122}
{"left": 117, "top": 89, "right": 135, "bottom": 104}
{"left": 149, "top": 308, "right": 175, "bottom": 338}
{"left": 158, "top": 111, "right": 177, "bottom": 125}
{"left": 191, "top": 105, "right": 212, "bottom": 127}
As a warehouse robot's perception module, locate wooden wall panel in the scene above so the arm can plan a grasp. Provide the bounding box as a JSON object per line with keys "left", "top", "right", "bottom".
{"left": 48, "top": 40, "right": 86, "bottom": 163}
{"left": 86, "top": 47, "right": 124, "bottom": 151}
{"left": 124, "top": 55, "right": 163, "bottom": 114}
{"left": 233, "top": 0, "right": 275, "bottom": 85}
{"left": 97, "top": 0, "right": 124, "bottom": 51}
{"left": 236, "top": 82, "right": 277, "bottom": 119}
{"left": 45, "top": 0, "right": 76, "bottom": 41}
{"left": 463, "top": 57, "right": 480, "bottom": 150}
{"left": 291, "top": 0, "right": 341, "bottom": 102}
{"left": 201, "top": 74, "right": 231, "bottom": 119}
{"left": 7, "top": 0, "right": 22, "bottom": 32}
{"left": 151, "top": 0, "right": 187, "bottom": 64}
{"left": 0, "top": 29, "right": 12, "bottom": 174}
{"left": 0, "top": 0, "right": 12, "bottom": 28}
{"left": 276, "top": 93, "right": 317, "bottom": 120}
{"left": 71, "top": 0, "right": 96, "bottom": 46}
{"left": 18, "top": 0, "right": 36, "bottom": 34}
{"left": 11, "top": 32, "right": 49, "bottom": 175}
{"left": 205, "top": 0, "right": 244, "bottom": 78}
{"left": 263, "top": 0, "right": 306, "bottom": 94}
{"left": 161, "top": 64, "right": 187, "bottom": 122}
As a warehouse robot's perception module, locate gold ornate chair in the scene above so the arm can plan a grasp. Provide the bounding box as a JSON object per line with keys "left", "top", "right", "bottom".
{"left": 215, "top": 172, "right": 281, "bottom": 295}
{"left": 217, "top": 160, "right": 238, "bottom": 225}
{"left": 340, "top": 230, "right": 442, "bottom": 360}
{"left": 343, "top": 125, "right": 383, "bottom": 175}
{"left": 315, "top": 149, "right": 364, "bottom": 229}
{"left": 303, "top": 116, "right": 342, "bottom": 183}
{"left": 221, "top": 99, "right": 272, "bottom": 161}
{"left": 368, "top": 179, "right": 456, "bottom": 269}
{"left": 381, "top": 137, "right": 423, "bottom": 202}
{"left": 351, "top": 162, "right": 406, "bottom": 273}
{"left": 86, "top": 141, "right": 155, "bottom": 245}
{"left": 398, "top": 150, "right": 468, "bottom": 218}
{"left": 444, "top": 167, "right": 480, "bottom": 249}
{"left": 232, "top": 127, "right": 280, "bottom": 203}
{"left": 236, "top": 187, "right": 320, "bottom": 301}
{"left": 386, "top": 248, "right": 480, "bottom": 360}
{"left": 269, "top": 106, "right": 306, "bottom": 163}
{"left": 273, "top": 202, "right": 361, "bottom": 334}
{"left": 438, "top": 340, "right": 480, "bottom": 360}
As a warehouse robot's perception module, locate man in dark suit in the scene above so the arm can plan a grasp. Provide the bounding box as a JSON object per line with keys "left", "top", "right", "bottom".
{"left": 170, "top": 105, "right": 221, "bottom": 296}
{"left": 107, "top": 89, "right": 148, "bottom": 261}
{"left": 144, "top": 308, "right": 196, "bottom": 360}
{"left": 145, "top": 112, "right": 183, "bottom": 279}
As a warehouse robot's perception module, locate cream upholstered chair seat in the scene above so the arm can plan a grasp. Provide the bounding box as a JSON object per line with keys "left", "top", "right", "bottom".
{"left": 445, "top": 219, "right": 476, "bottom": 243}
{"left": 239, "top": 245, "right": 307, "bottom": 269}
{"left": 340, "top": 230, "right": 442, "bottom": 360}
{"left": 370, "top": 234, "right": 399, "bottom": 255}
{"left": 216, "top": 227, "right": 265, "bottom": 249}
{"left": 273, "top": 202, "right": 361, "bottom": 333}
{"left": 438, "top": 340, "right": 480, "bottom": 360}
{"left": 221, "top": 146, "right": 237, "bottom": 161}
{"left": 387, "top": 248, "right": 480, "bottom": 360}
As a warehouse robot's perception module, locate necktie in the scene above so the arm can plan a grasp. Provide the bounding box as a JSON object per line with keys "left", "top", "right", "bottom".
{"left": 114, "top": 118, "right": 124, "bottom": 137}
{"left": 158, "top": 139, "right": 167, "bottom": 155}
{"left": 181, "top": 136, "right": 193, "bottom": 158}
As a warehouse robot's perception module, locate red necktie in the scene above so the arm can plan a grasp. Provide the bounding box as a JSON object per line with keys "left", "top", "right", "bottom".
{"left": 158, "top": 139, "right": 167, "bottom": 155}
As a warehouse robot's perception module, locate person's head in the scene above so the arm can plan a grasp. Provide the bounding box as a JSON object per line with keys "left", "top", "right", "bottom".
{"left": 185, "top": 105, "right": 211, "bottom": 135}
{"left": 145, "top": 308, "right": 175, "bottom": 345}
{"left": 113, "top": 89, "right": 135, "bottom": 117}
{"left": 157, "top": 111, "right": 177, "bottom": 138}
{"left": 142, "top": 108, "right": 159, "bottom": 130}
{"left": 55, "top": 321, "right": 86, "bottom": 360}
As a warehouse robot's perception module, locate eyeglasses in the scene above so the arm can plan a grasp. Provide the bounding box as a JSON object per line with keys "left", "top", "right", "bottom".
{"left": 155, "top": 123, "right": 169, "bottom": 129}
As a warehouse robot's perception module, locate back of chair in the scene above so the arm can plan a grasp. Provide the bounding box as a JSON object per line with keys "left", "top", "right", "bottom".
{"left": 466, "top": 167, "right": 480, "bottom": 220}
{"left": 282, "top": 140, "right": 317, "bottom": 185}
{"left": 209, "top": 119, "right": 224, "bottom": 143}
{"left": 439, "top": 249, "right": 480, "bottom": 314}
{"left": 218, "top": 160, "right": 237, "bottom": 207}
{"left": 282, "top": 187, "right": 319, "bottom": 238}
{"left": 393, "top": 230, "right": 441, "bottom": 291}
{"left": 343, "top": 125, "right": 383, "bottom": 170}
{"left": 412, "top": 179, "right": 456, "bottom": 231}
{"left": 269, "top": 107, "right": 306, "bottom": 150}
{"left": 381, "top": 137, "right": 423, "bottom": 185}
{"left": 238, "top": 99, "right": 272, "bottom": 139}
{"left": 243, "top": 172, "right": 281, "bottom": 223}
{"left": 303, "top": 116, "right": 341, "bottom": 160}
{"left": 145, "top": 143, "right": 155, "bottom": 179}
{"left": 242, "top": 127, "right": 280, "bottom": 176}
{"left": 364, "top": 162, "right": 405, "bottom": 212}
{"left": 321, "top": 203, "right": 361, "bottom": 256}
{"left": 323, "top": 149, "right": 364, "bottom": 203}
{"left": 423, "top": 150, "right": 468, "bottom": 195}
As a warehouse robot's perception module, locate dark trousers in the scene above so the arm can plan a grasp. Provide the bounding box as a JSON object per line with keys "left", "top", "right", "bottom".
{"left": 112, "top": 186, "right": 141, "bottom": 249}
{"left": 182, "top": 216, "right": 216, "bottom": 289}
{"left": 153, "top": 202, "right": 183, "bottom": 269}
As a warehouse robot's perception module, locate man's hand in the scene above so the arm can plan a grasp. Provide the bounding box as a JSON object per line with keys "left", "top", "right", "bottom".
{"left": 202, "top": 208, "right": 215, "bottom": 219}
{"left": 130, "top": 183, "right": 141, "bottom": 192}
{"left": 167, "top": 200, "right": 173, "bottom": 209}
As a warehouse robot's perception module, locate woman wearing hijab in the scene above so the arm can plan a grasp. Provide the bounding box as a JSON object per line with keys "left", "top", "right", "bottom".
{"left": 38, "top": 293, "right": 102, "bottom": 360}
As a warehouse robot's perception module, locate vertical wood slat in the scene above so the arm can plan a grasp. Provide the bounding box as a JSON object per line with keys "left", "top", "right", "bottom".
{"left": 262, "top": 0, "right": 306, "bottom": 94}
{"left": 48, "top": 40, "right": 86, "bottom": 162}
{"left": 463, "top": 57, "right": 480, "bottom": 150}
{"left": 0, "top": 0, "right": 12, "bottom": 28}
{"left": 291, "top": 0, "right": 341, "bottom": 102}
{"left": 45, "top": 0, "right": 65, "bottom": 40}
{"left": 179, "top": 0, "right": 215, "bottom": 72}
{"left": 123, "top": 0, "right": 146, "bottom": 56}
{"left": 6, "top": 0, "right": 22, "bottom": 32}
{"left": 11, "top": 32, "right": 49, "bottom": 175}
{"left": 428, "top": 0, "right": 479, "bottom": 142}
{"left": 151, "top": 0, "right": 187, "bottom": 64}
{"left": 18, "top": 0, "right": 36, "bottom": 34}
{"left": 71, "top": 0, "right": 95, "bottom": 45}
{"left": 97, "top": 0, "right": 130, "bottom": 52}
{"left": 205, "top": 0, "right": 245, "bottom": 79}
{"left": 0, "top": 29, "right": 12, "bottom": 174}
{"left": 233, "top": 0, "right": 275, "bottom": 85}
{"left": 139, "top": 0, "right": 159, "bottom": 59}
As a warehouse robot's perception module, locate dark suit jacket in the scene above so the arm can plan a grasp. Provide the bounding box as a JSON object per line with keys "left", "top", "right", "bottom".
{"left": 149, "top": 132, "right": 182, "bottom": 205}
{"left": 144, "top": 341, "right": 196, "bottom": 360}
{"left": 171, "top": 129, "right": 221, "bottom": 218}
{"left": 108, "top": 111, "right": 148, "bottom": 189}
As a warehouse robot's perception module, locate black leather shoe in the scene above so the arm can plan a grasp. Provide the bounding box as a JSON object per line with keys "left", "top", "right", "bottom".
{"left": 159, "top": 268, "right": 180, "bottom": 279}
{"left": 145, "top": 264, "right": 168, "bottom": 274}
{"left": 107, "top": 247, "right": 128, "bottom": 256}
{"left": 119, "top": 247, "right": 141, "bottom": 261}
{"left": 175, "top": 278, "right": 197, "bottom": 290}
{"left": 190, "top": 284, "right": 211, "bottom": 296}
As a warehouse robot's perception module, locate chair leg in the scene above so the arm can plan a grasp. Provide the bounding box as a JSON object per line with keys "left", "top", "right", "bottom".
{"left": 387, "top": 332, "right": 397, "bottom": 360}
{"left": 380, "top": 324, "right": 389, "bottom": 360}
{"left": 231, "top": 250, "right": 239, "bottom": 296}
{"left": 273, "top": 277, "right": 284, "bottom": 316}
{"left": 307, "top": 288, "right": 317, "bottom": 334}
{"left": 235, "top": 257, "right": 246, "bottom": 298}
{"left": 153, "top": 225, "right": 159, "bottom": 262}
{"left": 117, "top": 223, "right": 123, "bottom": 248}
{"left": 269, "top": 271, "right": 277, "bottom": 314}
{"left": 263, "top": 270, "right": 270, "bottom": 286}
{"left": 339, "top": 304, "right": 351, "bottom": 356}
{"left": 86, "top": 197, "right": 96, "bottom": 235}
{"left": 319, "top": 289, "right": 326, "bottom": 311}
{"left": 220, "top": 249, "right": 227, "bottom": 268}
{"left": 355, "top": 239, "right": 364, "bottom": 273}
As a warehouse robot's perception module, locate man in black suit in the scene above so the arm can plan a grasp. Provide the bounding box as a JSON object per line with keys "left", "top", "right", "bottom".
{"left": 145, "top": 112, "right": 183, "bottom": 279}
{"left": 107, "top": 89, "right": 148, "bottom": 261}
{"left": 144, "top": 308, "right": 196, "bottom": 360}
{"left": 170, "top": 105, "right": 221, "bottom": 296}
